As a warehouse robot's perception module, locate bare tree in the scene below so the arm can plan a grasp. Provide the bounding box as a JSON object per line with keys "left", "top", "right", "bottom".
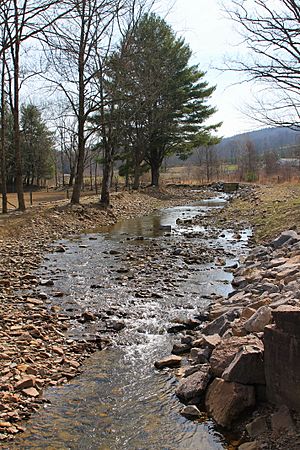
{"left": 0, "top": 24, "right": 8, "bottom": 213}
{"left": 42, "top": 0, "right": 146, "bottom": 205}
{"left": 239, "top": 139, "right": 259, "bottom": 181}
{"left": 225, "top": 0, "right": 300, "bottom": 129}
{"left": 0, "top": 0, "right": 65, "bottom": 210}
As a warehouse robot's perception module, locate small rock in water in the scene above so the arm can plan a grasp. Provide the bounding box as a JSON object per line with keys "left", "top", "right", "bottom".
{"left": 81, "top": 311, "right": 96, "bottom": 322}
{"left": 180, "top": 405, "right": 201, "bottom": 418}
{"left": 107, "top": 319, "right": 125, "bottom": 331}
{"left": 55, "top": 245, "right": 66, "bottom": 253}
{"left": 40, "top": 279, "right": 54, "bottom": 287}
{"left": 154, "top": 355, "right": 182, "bottom": 369}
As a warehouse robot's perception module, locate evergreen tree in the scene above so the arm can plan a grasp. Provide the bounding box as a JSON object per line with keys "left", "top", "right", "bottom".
{"left": 109, "top": 13, "right": 221, "bottom": 187}
{"left": 21, "top": 104, "right": 54, "bottom": 186}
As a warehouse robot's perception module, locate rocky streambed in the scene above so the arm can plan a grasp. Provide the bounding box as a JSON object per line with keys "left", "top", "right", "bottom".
{"left": 155, "top": 223, "right": 300, "bottom": 450}
{"left": 1, "top": 192, "right": 254, "bottom": 449}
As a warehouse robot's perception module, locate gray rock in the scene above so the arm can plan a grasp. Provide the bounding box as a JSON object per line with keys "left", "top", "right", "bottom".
{"left": 202, "top": 310, "right": 239, "bottom": 336}
{"left": 272, "top": 230, "right": 300, "bottom": 249}
{"left": 205, "top": 378, "right": 255, "bottom": 428}
{"left": 244, "top": 306, "right": 272, "bottom": 333}
{"left": 180, "top": 405, "right": 201, "bottom": 418}
{"left": 175, "top": 364, "right": 211, "bottom": 403}
{"left": 246, "top": 416, "right": 268, "bottom": 439}
{"left": 154, "top": 355, "right": 182, "bottom": 369}
{"left": 271, "top": 405, "right": 295, "bottom": 435}
{"left": 255, "top": 282, "right": 279, "bottom": 294}
{"left": 222, "top": 345, "right": 265, "bottom": 385}
{"left": 190, "top": 347, "right": 211, "bottom": 364}
{"left": 172, "top": 343, "right": 191, "bottom": 355}
{"left": 183, "top": 365, "right": 202, "bottom": 378}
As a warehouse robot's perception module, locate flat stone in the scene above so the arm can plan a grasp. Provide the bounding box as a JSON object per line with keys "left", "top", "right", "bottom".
{"left": 205, "top": 378, "right": 255, "bottom": 428}
{"left": 202, "top": 334, "right": 221, "bottom": 349}
{"left": 271, "top": 405, "right": 295, "bottom": 436}
{"left": 22, "top": 387, "right": 39, "bottom": 397}
{"left": 264, "top": 325, "right": 300, "bottom": 411}
{"left": 272, "top": 305, "right": 300, "bottom": 337}
{"left": 180, "top": 405, "right": 201, "bottom": 418}
{"left": 222, "top": 345, "right": 265, "bottom": 385}
{"left": 154, "top": 355, "right": 182, "bottom": 369}
{"left": 175, "top": 364, "right": 211, "bottom": 403}
{"left": 172, "top": 343, "right": 191, "bottom": 355}
{"left": 246, "top": 416, "right": 268, "bottom": 439}
{"left": 276, "top": 267, "right": 298, "bottom": 281}
{"left": 272, "top": 230, "right": 300, "bottom": 249}
{"left": 202, "top": 310, "right": 239, "bottom": 336}
{"left": 52, "top": 346, "right": 64, "bottom": 356}
{"left": 210, "top": 335, "right": 263, "bottom": 377}
{"left": 269, "top": 257, "right": 287, "bottom": 268}
{"left": 238, "top": 443, "right": 259, "bottom": 450}
{"left": 244, "top": 306, "right": 272, "bottom": 333}
{"left": 14, "top": 376, "right": 36, "bottom": 391}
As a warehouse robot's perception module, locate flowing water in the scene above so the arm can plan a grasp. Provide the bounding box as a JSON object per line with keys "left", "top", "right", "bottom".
{"left": 12, "top": 195, "right": 251, "bottom": 450}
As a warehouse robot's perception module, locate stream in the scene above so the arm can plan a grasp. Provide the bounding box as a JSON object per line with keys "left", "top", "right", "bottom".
{"left": 12, "top": 195, "right": 251, "bottom": 450}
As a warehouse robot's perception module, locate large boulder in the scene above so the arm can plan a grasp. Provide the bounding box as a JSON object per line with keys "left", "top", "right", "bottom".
{"left": 244, "top": 306, "right": 272, "bottom": 333}
{"left": 264, "top": 306, "right": 300, "bottom": 412}
{"left": 202, "top": 309, "right": 239, "bottom": 336}
{"left": 222, "top": 344, "right": 265, "bottom": 385}
{"left": 205, "top": 378, "right": 255, "bottom": 428}
{"left": 210, "top": 335, "right": 263, "bottom": 377}
{"left": 272, "top": 230, "right": 300, "bottom": 249}
{"left": 175, "top": 364, "right": 211, "bottom": 404}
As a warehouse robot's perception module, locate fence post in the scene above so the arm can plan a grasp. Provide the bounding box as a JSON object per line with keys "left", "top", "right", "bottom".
{"left": 30, "top": 191, "right": 33, "bottom": 206}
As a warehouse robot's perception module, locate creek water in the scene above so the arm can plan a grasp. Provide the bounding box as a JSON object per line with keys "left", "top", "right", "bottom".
{"left": 12, "top": 195, "right": 251, "bottom": 450}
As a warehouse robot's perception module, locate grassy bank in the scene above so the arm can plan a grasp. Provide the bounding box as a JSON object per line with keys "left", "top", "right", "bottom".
{"left": 221, "top": 184, "right": 300, "bottom": 243}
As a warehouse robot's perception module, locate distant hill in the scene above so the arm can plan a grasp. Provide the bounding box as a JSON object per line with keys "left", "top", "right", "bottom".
{"left": 167, "top": 127, "right": 300, "bottom": 166}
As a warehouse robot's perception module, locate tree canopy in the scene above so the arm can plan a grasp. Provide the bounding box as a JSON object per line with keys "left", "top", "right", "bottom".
{"left": 226, "top": 0, "right": 300, "bottom": 129}
{"left": 105, "top": 13, "right": 221, "bottom": 187}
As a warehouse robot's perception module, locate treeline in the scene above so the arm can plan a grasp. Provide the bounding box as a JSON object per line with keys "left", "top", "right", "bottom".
{"left": 4, "top": 105, "right": 54, "bottom": 189}
{"left": 0, "top": 1, "right": 220, "bottom": 213}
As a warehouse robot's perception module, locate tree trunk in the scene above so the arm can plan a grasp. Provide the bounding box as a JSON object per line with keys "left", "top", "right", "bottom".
{"left": 100, "top": 147, "right": 112, "bottom": 207}
{"left": 61, "top": 150, "right": 65, "bottom": 186}
{"left": 133, "top": 163, "right": 140, "bottom": 190}
{"left": 71, "top": 9, "right": 85, "bottom": 205}
{"left": 90, "top": 162, "right": 93, "bottom": 190}
{"left": 68, "top": 168, "right": 75, "bottom": 187}
{"left": 94, "top": 160, "right": 98, "bottom": 192}
{"left": 1, "top": 49, "right": 7, "bottom": 214}
{"left": 13, "top": 27, "right": 25, "bottom": 211}
{"left": 151, "top": 163, "right": 160, "bottom": 187}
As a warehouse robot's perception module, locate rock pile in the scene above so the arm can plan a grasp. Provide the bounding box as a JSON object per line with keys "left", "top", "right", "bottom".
{"left": 155, "top": 229, "right": 300, "bottom": 449}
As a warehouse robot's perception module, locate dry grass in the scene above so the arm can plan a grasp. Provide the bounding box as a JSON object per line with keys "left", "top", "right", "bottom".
{"left": 221, "top": 184, "right": 300, "bottom": 243}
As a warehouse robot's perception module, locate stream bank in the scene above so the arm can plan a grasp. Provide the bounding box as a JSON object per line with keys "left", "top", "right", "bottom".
{"left": 0, "top": 186, "right": 215, "bottom": 443}
{"left": 1, "top": 188, "right": 253, "bottom": 448}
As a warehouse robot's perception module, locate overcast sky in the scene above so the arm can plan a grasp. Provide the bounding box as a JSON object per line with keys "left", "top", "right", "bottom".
{"left": 155, "top": 0, "right": 261, "bottom": 138}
